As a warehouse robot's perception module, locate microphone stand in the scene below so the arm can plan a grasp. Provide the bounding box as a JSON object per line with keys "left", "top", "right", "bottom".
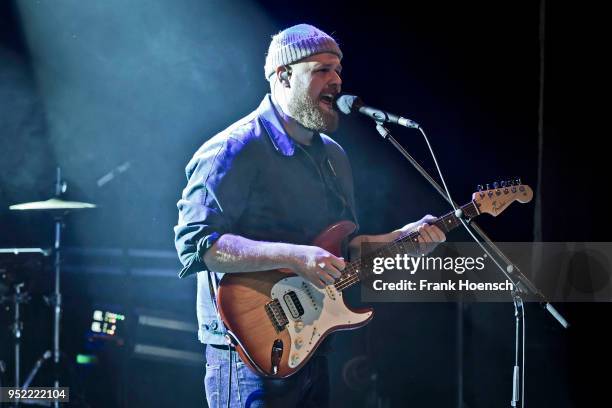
{"left": 372, "top": 121, "right": 569, "bottom": 408}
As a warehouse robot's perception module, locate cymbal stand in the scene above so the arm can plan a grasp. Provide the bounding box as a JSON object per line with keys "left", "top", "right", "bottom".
{"left": 22, "top": 168, "right": 67, "bottom": 408}
{"left": 50, "top": 168, "right": 66, "bottom": 408}
{"left": 9, "top": 283, "right": 30, "bottom": 389}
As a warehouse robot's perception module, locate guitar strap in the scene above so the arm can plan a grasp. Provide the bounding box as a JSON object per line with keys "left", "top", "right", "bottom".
{"left": 325, "top": 157, "right": 359, "bottom": 226}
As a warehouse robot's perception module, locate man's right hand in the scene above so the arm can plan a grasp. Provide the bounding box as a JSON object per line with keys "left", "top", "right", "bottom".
{"left": 290, "top": 245, "right": 345, "bottom": 289}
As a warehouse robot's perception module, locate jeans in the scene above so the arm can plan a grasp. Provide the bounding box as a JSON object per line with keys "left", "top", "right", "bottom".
{"left": 204, "top": 345, "right": 329, "bottom": 408}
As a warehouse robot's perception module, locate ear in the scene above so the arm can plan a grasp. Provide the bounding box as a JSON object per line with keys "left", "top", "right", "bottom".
{"left": 276, "top": 66, "right": 291, "bottom": 87}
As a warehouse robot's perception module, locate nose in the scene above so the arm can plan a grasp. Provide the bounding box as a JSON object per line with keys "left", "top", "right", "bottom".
{"left": 331, "top": 71, "right": 342, "bottom": 92}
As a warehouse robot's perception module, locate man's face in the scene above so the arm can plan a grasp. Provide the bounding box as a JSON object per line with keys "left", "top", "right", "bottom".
{"left": 285, "top": 53, "right": 342, "bottom": 133}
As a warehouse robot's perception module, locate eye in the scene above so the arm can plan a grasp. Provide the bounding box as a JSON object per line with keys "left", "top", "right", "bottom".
{"left": 313, "top": 67, "right": 342, "bottom": 77}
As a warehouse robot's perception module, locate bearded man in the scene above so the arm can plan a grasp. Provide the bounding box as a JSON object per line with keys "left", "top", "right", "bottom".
{"left": 174, "top": 24, "right": 445, "bottom": 408}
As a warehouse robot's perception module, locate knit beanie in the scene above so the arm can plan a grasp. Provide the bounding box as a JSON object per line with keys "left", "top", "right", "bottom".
{"left": 264, "top": 24, "right": 343, "bottom": 81}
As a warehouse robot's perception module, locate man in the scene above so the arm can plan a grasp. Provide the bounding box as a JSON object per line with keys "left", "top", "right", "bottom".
{"left": 174, "top": 24, "right": 445, "bottom": 408}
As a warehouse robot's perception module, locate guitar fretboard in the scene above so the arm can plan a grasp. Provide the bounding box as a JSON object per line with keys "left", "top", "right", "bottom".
{"left": 333, "top": 201, "right": 480, "bottom": 291}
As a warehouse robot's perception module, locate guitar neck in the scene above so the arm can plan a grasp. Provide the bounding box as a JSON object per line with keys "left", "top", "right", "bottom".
{"left": 333, "top": 200, "right": 480, "bottom": 292}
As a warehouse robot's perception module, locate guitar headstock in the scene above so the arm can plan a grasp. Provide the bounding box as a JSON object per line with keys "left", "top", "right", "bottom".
{"left": 473, "top": 178, "right": 533, "bottom": 217}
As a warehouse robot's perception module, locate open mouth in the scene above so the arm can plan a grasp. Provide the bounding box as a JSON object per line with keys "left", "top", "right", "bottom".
{"left": 319, "top": 93, "right": 335, "bottom": 109}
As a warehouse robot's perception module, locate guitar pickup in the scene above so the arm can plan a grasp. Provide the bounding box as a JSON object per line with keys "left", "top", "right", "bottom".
{"left": 283, "top": 291, "right": 304, "bottom": 319}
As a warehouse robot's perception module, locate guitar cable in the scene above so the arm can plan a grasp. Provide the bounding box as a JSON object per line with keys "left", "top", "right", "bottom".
{"left": 227, "top": 346, "right": 232, "bottom": 408}
{"left": 206, "top": 269, "right": 234, "bottom": 408}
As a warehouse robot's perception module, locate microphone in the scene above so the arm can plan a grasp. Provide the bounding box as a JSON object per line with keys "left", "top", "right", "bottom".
{"left": 335, "top": 94, "right": 421, "bottom": 129}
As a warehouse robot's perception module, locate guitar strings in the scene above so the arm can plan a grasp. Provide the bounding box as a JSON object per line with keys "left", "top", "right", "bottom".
{"left": 332, "top": 204, "right": 479, "bottom": 291}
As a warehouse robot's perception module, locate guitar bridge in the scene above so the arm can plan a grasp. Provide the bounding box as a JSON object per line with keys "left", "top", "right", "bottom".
{"left": 265, "top": 299, "right": 289, "bottom": 332}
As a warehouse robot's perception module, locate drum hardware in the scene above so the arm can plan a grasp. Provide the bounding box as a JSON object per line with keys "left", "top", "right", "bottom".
{"left": 8, "top": 168, "right": 96, "bottom": 407}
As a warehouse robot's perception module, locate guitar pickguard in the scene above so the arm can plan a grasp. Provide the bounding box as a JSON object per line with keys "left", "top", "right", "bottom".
{"left": 270, "top": 276, "right": 372, "bottom": 368}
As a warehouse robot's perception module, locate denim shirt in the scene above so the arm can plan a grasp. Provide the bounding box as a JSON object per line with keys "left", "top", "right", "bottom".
{"left": 174, "top": 94, "right": 358, "bottom": 344}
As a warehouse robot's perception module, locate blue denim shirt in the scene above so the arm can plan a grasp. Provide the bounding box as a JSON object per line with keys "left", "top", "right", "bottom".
{"left": 174, "top": 94, "right": 358, "bottom": 344}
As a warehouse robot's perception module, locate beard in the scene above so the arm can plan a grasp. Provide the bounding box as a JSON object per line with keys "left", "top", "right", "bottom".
{"left": 287, "top": 80, "right": 339, "bottom": 133}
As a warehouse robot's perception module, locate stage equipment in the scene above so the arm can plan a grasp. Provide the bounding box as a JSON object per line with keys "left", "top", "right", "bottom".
{"left": 9, "top": 168, "right": 96, "bottom": 408}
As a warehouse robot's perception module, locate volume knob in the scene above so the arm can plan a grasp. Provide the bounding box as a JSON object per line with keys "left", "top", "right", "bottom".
{"left": 294, "top": 320, "right": 304, "bottom": 332}
{"left": 294, "top": 337, "right": 304, "bottom": 349}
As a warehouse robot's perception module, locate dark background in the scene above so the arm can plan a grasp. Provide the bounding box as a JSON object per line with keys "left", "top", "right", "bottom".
{"left": 1, "top": 0, "right": 608, "bottom": 407}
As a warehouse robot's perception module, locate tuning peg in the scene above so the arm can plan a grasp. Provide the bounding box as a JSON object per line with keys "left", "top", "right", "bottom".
{"left": 477, "top": 184, "right": 484, "bottom": 192}
{"left": 486, "top": 183, "right": 490, "bottom": 190}
{"left": 500, "top": 181, "right": 507, "bottom": 188}
{"left": 515, "top": 177, "right": 522, "bottom": 185}
{"left": 493, "top": 181, "right": 499, "bottom": 189}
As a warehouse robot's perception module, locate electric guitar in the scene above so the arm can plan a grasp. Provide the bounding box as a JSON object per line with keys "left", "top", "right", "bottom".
{"left": 217, "top": 181, "right": 533, "bottom": 378}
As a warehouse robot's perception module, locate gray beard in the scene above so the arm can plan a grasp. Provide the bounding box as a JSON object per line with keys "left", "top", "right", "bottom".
{"left": 287, "top": 86, "right": 338, "bottom": 133}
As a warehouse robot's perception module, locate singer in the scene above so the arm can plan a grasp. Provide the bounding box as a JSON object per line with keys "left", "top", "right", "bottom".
{"left": 174, "top": 23, "right": 445, "bottom": 408}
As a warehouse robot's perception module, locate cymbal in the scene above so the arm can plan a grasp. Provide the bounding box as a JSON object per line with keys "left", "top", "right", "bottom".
{"left": 9, "top": 197, "right": 96, "bottom": 211}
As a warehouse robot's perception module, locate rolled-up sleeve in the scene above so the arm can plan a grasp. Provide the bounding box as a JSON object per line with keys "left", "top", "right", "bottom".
{"left": 174, "top": 135, "right": 255, "bottom": 278}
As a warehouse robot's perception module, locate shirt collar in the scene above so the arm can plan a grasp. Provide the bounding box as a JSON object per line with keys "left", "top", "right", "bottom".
{"left": 257, "top": 94, "right": 324, "bottom": 157}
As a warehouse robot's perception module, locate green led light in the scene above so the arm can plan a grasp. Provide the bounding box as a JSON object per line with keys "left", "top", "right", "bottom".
{"left": 76, "top": 354, "right": 98, "bottom": 365}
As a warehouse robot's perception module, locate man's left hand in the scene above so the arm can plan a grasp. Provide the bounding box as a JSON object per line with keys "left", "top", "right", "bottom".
{"left": 397, "top": 214, "right": 446, "bottom": 255}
